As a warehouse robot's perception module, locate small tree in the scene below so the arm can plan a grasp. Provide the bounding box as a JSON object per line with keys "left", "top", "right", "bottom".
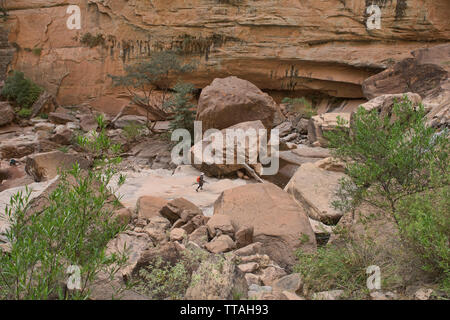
{"left": 0, "top": 128, "right": 129, "bottom": 299}
{"left": 163, "top": 82, "right": 197, "bottom": 137}
{"left": 325, "top": 96, "right": 449, "bottom": 222}
{"left": 110, "top": 51, "right": 195, "bottom": 127}
{"left": 1, "top": 71, "right": 43, "bottom": 110}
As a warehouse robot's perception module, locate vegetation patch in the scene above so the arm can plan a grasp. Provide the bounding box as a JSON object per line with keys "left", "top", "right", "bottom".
{"left": 1, "top": 71, "right": 43, "bottom": 109}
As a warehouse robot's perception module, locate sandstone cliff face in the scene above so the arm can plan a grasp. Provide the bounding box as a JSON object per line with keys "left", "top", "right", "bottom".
{"left": 2, "top": 0, "right": 450, "bottom": 112}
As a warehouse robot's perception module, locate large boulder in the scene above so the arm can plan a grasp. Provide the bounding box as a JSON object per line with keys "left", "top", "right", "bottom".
{"left": 285, "top": 162, "right": 346, "bottom": 224}
{"left": 196, "top": 76, "right": 283, "bottom": 132}
{"left": 191, "top": 120, "right": 266, "bottom": 177}
{"left": 213, "top": 183, "right": 316, "bottom": 269}
{"left": 160, "top": 197, "right": 203, "bottom": 224}
{"left": 0, "top": 102, "right": 15, "bottom": 127}
{"left": 25, "top": 151, "right": 92, "bottom": 182}
{"left": 136, "top": 196, "right": 168, "bottom": 221}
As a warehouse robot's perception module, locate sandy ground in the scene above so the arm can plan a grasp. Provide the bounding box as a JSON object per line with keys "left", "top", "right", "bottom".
{"left": 113, "top": 165, "right": 251, "bottom": 216}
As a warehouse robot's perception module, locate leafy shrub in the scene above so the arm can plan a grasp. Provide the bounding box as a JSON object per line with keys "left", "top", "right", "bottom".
{"left": 294, "top": 239, "right": 404, "bottom": 299}
{"left": 79, "top": 33, "right": 105, "bottom": 48}
{"left": 123, "top": 123, "right": 145, "bottom": 141}
{"left": 110, "top": 51, "right": 195, "bottom": 126}
{"left": 0, "top": 122, "right": 128, "bottom": 299}
{"left": 76, "top": 114, "right": 122, "bottom": 162}
{"left": 325, "top": 96, "right": 449, "bottom": 219}
{"left": 324, "top": 95, "right": 449, "bottom": 293}
{"left": 135, "top": 248, "right": 208, "bottom": 300}
{"left": 1, "top": 71, "right": 43, "bottom": 108}
{"left": 17, "top": 108, "right": 32, "bottom": 118}
{"left": 397, "top": 172, "right": 450, "bottom": 293}
{"left": 163, "top": 82, "right": 197, "bottom": 137}
{"left": 0, "top": 162, "right": 128, "bottom": 300}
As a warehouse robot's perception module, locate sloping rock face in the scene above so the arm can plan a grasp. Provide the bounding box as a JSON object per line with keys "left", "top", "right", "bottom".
{"left": 214, "top": 183, "right": 316, "bottom": 269}
{"left": 285, "top": 162, "right": 346, "bottom": 224}
{"left": 3, "top": 1, "right": 449, "bottom": 111}
{"left": 362, "top": 44, "right": 450, "bottom": 127}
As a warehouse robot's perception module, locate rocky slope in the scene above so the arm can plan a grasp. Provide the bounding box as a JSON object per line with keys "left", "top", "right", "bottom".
{"left": 2, "top": 0, "right": 450, "bottom": 112}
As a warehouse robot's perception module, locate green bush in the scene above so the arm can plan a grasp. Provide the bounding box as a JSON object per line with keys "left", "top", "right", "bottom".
{"left": 76, "top": 114, "right": 122, "bottom": 162}
{"left": 0, "top": 163, "right": 128, "bottom": 300}
{"left": 325, "top": 96, "right": 449, "bottom": 219}
{"left": 123, "top": 123, "right": 145, "bottom": 141}
{"left": 1, "top": 71, "right": 43, "bottom": 109}
{"left": 397, "top": 173, "right": 450, "bottom": 293}
{"left": 79, "top": 33, "right": 105, "bottom": 48}
{"left": 0, "top": 124, "right": 128, "bottom": 299}
{"left": 163, "top": 82, "right": 197, "bottom": 137}
{"left": 324, "top": 95, "right": 449, "bottom": 293}
{"left": 135, "top": 248, "right": 208, "bottom": 300}
{"left": 294, "top": 240, "right": 404, "bottom": 299}
{"left": 17, "top": 108, "right": 32, "bottom": 118}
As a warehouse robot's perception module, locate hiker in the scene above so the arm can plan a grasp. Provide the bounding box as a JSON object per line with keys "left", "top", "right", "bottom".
{"left": 196, "top": 173, "right": 206, "bottom": 192}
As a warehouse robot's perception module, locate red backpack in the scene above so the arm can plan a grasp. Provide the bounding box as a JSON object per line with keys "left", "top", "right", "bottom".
{"left": 196, "top": 176, "right": 200, "bottom": 183}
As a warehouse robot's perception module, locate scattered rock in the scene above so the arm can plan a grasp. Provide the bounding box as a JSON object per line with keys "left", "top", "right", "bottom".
{"left": 272, "top": 273, "right": 303, "bottom": 294}
{"left": 48, "top": 112, "right": 77, "bottom": 124}
{"left": 238, "top": 262, "right": 259, "bottom": 273}
{"left": 234, "top": 242, "right": 263, "bottom": 257}
{"left": 235, "top": 225, "right": 254, "bottom": 249}
{"left": 205, "top": 234, "right": 236, "bottom": 253}
{"left": 308, "top": 113, "right": 351, "bottom": 146}
{"left": 313, "top": 290, "right": 344, "bottom": 300}
{"left": 185, "top": 255, "right": 248, "bottom": 300}
{"left": 206, "top": 214, "right": 235, "bottom": 238}
{"left": 170, "top": 228, "right": 187, "bottom": 242}
{"left": 260, "top": 266, "right": 287, "bottom": 286}
{"left": 136, "top": 196, "right": 168, "bottom": 220}
{"left": 280, "top": 291, "right": 305, "bottom": 300}
{"left": 188, "top": 225, "right": 209, "bottom": 247}
{"left": 369, "top": 291, "right": 398, "bottom": 300}
{"left": 244, "top": 273, "right": 261, "bottom": 286}
{"left": 0, "top": 102, "right": 15, "bottom": 127}
{"left": 160, "top": 197, "right": 203, "bottom": 224}
{"left": 414, "top": 288, "right": 434, "bottom": 300}
{"left": 25, "top": 150, "right": 92, "bottom": 182}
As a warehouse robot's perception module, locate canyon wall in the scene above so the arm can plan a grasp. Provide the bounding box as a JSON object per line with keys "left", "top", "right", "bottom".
{"left": 2, "top": 0, "right": 450, "bottom": 113}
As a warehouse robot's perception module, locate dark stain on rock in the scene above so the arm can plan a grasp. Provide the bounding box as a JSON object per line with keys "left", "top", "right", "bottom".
{"left": 395, "top": 0, "right": 408, "bottom": 20}
{"left": 365, "top": 0, "right": 392, "bottom": 8}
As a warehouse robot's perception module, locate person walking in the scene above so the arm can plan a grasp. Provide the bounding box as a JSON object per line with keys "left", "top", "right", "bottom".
{"left": 196, "top": 173, "right": 206, "bottom": 192}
